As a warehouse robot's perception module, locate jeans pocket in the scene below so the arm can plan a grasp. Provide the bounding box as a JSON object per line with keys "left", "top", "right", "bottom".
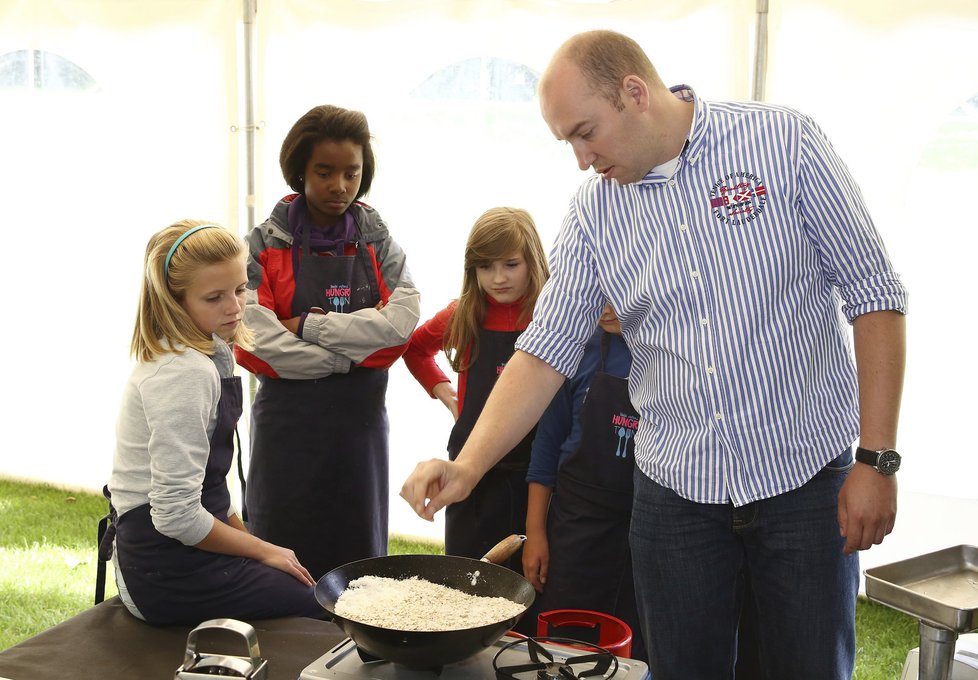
{"left": 817, "top": 448, "right": 854, "bottom": 479}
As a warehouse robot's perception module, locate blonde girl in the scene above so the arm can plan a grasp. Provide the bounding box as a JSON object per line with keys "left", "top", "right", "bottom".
{"left": 100, "top": 220, "right": 322, "bottom": 624}
{"left": 404, "top": 207, "right": 548, "bottom": 570}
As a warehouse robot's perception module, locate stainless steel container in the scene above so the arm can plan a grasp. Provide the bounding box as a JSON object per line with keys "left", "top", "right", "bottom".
{"left": 865, "top": 545, "right": 978, "bottom": 680}
{"left": 175, "top": 618, "right": 269, "bottom": 680}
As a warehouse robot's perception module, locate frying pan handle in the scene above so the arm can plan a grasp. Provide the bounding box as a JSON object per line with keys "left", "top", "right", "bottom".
{"left": 480, "top": 534, "right": 527, "bottom": 565}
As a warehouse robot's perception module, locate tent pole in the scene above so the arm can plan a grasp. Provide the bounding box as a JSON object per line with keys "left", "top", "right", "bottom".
{"left": 238, "top": 0, "right": 261, "bottom": 508}
{"left": 752, "top": 0, "right": 769, "bottom": 101}
{"left": 242, "top": 0, "right": 259, "bottom": 234}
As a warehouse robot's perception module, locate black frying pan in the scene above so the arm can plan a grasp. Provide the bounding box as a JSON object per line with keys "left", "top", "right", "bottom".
{"left": 314, "top": 535, "right": 535, "bottom": 668}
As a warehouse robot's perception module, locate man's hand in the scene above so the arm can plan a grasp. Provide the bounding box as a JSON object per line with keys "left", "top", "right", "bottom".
{"left": 400, "top": 351, "right": 566, "bottom": 520}
{"left": 399, "top": 459, "right": 481, "bottom": 520}
{"left": 846, "top": 310, "right": 904, "bottom": 554}
{"left": 837, "top": 463, "right": 897, "bottom": 554}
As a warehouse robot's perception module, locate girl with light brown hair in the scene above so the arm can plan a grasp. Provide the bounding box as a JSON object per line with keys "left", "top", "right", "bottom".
{"left": 404, "top": 207, "right": 548, "bottom": 575}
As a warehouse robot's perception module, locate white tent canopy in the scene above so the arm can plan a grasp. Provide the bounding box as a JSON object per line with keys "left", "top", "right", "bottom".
{"left": 1, "top": 0, "right": 975, "bottom": 562}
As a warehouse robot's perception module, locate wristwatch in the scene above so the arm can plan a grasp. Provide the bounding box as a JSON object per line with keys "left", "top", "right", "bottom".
{"left": 855, "top": 447, "right": 902, "bottom": 475}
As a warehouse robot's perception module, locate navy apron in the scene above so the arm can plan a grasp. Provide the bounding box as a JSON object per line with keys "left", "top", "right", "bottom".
{"left": 539, "top": 332, "right": 646, "bottom": 660}
{"left": 246, "top": 219, "right": 389, "bottom": 580}
{"left": 98, "top": 374, "right": 322, "bottom": 624}
{"left": 445, "top": 327, "right": 532, "bottom": 573}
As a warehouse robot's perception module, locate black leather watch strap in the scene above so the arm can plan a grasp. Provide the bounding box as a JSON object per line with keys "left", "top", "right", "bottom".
{"left": 855, "top": 446, "right": 901, "bottom": 475}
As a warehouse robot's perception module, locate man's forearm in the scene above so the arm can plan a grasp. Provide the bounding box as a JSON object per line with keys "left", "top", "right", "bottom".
{"left": 455, "top": 350, "right": 565, "bottom": 478}
{"left": 853, "top": 310, "right": 906, "bottom": 449}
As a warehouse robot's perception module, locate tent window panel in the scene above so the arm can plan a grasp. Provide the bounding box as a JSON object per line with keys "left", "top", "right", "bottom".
{"left": 919, "top": 94, "right": 978, "bottom": 171}
{"left": 0, "top": 50, "right": 96, "bottom": 90}
{"left": 411, "top": 57, "right": 540, "bottom": 102}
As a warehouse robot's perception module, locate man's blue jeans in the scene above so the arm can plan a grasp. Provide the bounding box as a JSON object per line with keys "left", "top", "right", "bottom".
{"left": 630, "top": 452, "right": 859, "bottom": 680}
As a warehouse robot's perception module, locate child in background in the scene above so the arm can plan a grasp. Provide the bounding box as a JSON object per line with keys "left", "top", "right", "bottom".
{"left": 524, "top": 305, "right": 761, "bottom": 671}
{"left": 101, "top": 221, "right": 322, "bottom": 625}
{"left": 235, "top": 105, "right": 419, "bottom": 580}
{"left": 522, "top": 304, "right": 645, "bottom": 660}
{"left": 404, "top": 207, "right": 548, "bottom": 572}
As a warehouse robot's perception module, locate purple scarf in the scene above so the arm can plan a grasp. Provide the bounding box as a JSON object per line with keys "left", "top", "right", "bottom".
{"left": 287, "top": 195, "right": 358, "bottom": 252}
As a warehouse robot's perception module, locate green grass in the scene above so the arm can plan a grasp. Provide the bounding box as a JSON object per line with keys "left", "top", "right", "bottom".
{"left": 0, "top": 477, "right": 442, "bottom": 651}
{"left": 919, "top": 118, "right": 978, "bottom": 170}
{"left": 0, "top": 478, "right": 119, "bottom": 647}
{"left": 0, "top": 478, "right": 919, "bottom": 678}
{"left": 854, "top": 597, "right": 920, "bottom": 679}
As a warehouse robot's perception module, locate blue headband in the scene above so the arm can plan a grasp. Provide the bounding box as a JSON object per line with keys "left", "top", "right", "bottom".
{"left": 163, "top": 224, "right": 220, "bottom": 281}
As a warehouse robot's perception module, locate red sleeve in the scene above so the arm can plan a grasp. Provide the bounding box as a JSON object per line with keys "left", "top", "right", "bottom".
{"left": 354, "top": 243, "right": 409, "bottom": 370}
{"left": 402, "top": 302, "right": 456, "bottom": 397}
{"left": 364, "top": 243, "right": 393, "bottom": 304}
{"left": 234, "top": 345, "right": 280, "bottom": 378}
{"left": 233, "top": 235, "right": 294, "bottom": 378}
{"left": 357, "top": 343, "right": 408, "bottom": 370}
{"left": 256, "top": 245, "right": 298, "bottom": 319}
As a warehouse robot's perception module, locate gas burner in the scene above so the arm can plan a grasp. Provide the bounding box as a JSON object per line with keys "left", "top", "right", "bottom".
{"left": 297, "top": 634, "right": 647, "bottom": 680}
{"left": 493, "top": 637, "right": 618, "bottom": 680}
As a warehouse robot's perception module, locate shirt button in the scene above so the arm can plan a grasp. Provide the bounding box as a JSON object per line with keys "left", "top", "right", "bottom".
{"left": 706, "top": 366, "right": 715, "bottom": 374}
{"left": 679, "top": 223, "right": 689, "bottom": 232}
{"left": 714, "top": 412, "right": 723, "bottom": 420}
{"left": 668, "top": 179, "right": 677, "bottom": 188}
{"left": 691, "top": 271, "right": 700, "bottom": 278}
{"left": 700, "top": 318, "right": 709, "bottom": 326}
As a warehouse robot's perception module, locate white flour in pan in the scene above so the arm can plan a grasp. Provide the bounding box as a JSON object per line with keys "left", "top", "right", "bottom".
{"left": 335, "top": 575, "right": 525, "bottom": 631}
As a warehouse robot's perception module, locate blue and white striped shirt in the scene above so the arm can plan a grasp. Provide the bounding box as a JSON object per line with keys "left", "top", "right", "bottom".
{"left": 517, "top": 86, "right": 908, "bottom": 506}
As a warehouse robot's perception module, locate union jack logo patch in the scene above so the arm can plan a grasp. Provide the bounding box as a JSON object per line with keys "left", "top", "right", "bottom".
{"left": 709, "top": 172, "right": 768, "bottom": 225}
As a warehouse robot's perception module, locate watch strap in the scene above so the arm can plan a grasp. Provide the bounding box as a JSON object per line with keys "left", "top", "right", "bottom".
{"left": 855, "top": 446, "right": 881, "bottom": 466}
{"left": 855, "top": 446, "right": 901, "bottom": 474}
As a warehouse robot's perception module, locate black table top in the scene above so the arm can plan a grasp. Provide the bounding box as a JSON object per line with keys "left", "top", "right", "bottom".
{"left": 0, "top": 597, "right": 346, "bottom": 680}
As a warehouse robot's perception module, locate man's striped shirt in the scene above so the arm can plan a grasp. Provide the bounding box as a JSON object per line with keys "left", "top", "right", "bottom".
{"left": 516, "top": 86, "right": 907, "bottom": 506}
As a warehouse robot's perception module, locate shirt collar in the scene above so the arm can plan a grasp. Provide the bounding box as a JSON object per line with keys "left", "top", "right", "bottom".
{"left": 635, "top": 84, "right": 709, "bottom": 186}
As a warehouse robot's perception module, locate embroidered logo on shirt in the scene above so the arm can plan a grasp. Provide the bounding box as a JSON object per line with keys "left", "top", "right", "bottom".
{"left": 709, "top": 172, "right": 768, "bottom": 225}
{"left": 611, "top": 412, "right": 639, "bottom": 459}
{"left": 323, "top": 285, "right": 351, "bottom": 312}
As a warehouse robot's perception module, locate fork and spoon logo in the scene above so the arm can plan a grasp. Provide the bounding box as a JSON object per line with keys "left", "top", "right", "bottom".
{"left": 611, "top": 412, "right": 639, "bottom": 458}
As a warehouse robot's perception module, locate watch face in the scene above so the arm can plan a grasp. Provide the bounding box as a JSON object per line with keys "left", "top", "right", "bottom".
{"left": 878, "top": 450, "right": 901, "bottom": 475}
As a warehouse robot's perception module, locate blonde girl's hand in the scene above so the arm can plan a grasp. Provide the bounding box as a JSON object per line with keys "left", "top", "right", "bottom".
{"left": 261, "top": 544, "right": 315, "bottom": 586}
{"left": 432, "top": 381, "right": 459, "bottom": 420}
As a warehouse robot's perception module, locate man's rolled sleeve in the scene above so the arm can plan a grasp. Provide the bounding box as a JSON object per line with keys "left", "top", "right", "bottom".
{"left": 515, "top": 322, "right": 588, "bottom": 379}
{"left": 516, "top": 202, "right": 606, "bottom": 378}
{"left": 839, "top": 271, "right": 909, "bottom": 322}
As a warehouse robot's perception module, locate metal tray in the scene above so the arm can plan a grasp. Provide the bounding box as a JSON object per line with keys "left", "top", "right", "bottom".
{"left": 865, "top": 545, "right": 978, "bottom": 632}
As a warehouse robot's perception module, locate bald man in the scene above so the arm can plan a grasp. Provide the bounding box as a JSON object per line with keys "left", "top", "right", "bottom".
{"left": 402, "top": 30, "right": 906, "bottom": 680}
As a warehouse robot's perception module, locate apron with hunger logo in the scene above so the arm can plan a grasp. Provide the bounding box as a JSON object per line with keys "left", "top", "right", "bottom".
{"left": 539, "top": 331, "right": 645, "bottom": 660}
{"left": 246, "top": 217, "right": 389, "bottom": 581}
{"left": 445, "top": 327, "right": 533, "bottom": 575}
{"left": 99, "top": 375, "right": 321, "bottom": 624}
